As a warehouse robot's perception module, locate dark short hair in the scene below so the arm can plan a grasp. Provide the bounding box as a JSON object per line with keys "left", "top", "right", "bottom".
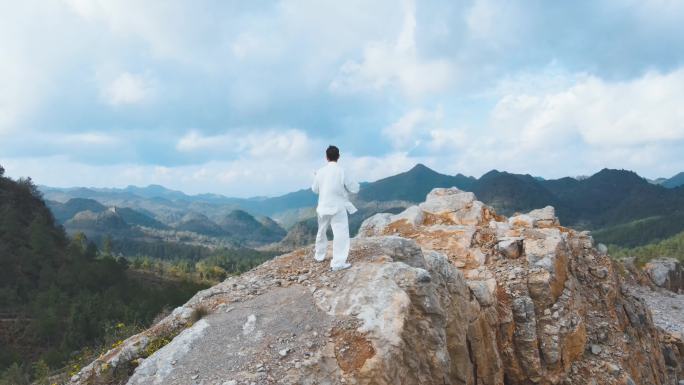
{"left": 326, "top": 145, "right": 340, "bottom": 161}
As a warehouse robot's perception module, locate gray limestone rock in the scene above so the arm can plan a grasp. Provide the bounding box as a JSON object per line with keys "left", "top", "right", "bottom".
{"left": 419, "top": 187, "right": 476, "bottom": 214}
{"left": 644, "top": 258, "right": 683, "bottom": 293}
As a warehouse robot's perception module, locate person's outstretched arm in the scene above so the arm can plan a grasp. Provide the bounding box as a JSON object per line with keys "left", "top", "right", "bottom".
{"left": 344, "top": 171, "right": 359, "bottom": 194}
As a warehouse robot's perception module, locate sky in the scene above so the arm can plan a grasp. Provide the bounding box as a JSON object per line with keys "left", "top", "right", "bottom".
{"left": 1, "top": 0, "right": 684, "bottom": 197}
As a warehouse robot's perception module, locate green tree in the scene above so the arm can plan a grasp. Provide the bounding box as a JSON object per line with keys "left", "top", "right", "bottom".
{"left": 69, "top": 232, "right": 88, "bottom": 256}
{"left": 32, "top": 360, "right": 50, "bottom": 385}
{"left": 140, "top": 257, "right": 152, "bottom": 270}
{"left": 131, "top": 257, "right": 143, "bottom": 269}
{"left": 102, "top": 236, "right": 113, "bottom": 257}
{"left": 28, "top": 215, "right": 56, "bottom": 265}
{"left": 17, "top": 177, "right": 41, "bottom": 199}
{"left": 0, "top": 363, "right": 29, "bottom": 385}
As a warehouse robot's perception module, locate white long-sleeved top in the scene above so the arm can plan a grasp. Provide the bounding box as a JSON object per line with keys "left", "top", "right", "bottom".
{"left": 311, "top": 162, "right": 359, "bottom": 216}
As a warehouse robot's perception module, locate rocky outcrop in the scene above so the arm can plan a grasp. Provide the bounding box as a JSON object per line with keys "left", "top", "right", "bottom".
{"left": 71, "top": 188, "right": 682, "bottom": 385}
{"left": 360, "top": 188, "right": 681, "bottom": 385}
{"left": 624, "top": 284, "right": 684, "bottom": 382}
{"left": 644, "top": 258, "right": 684, "bottom": 293}
{"left": 71, "top": 236, "right": 478, "bottom": 385}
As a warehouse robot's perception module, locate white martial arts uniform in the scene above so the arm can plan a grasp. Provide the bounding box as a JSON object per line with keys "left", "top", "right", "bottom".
{"left": 311, "top": 161, "right": 359, "bottom": 268}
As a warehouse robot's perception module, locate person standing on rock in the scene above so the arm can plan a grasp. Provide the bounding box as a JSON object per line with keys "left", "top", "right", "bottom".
{"left": 311, "top": 145, "right": 359, "bottom": 271}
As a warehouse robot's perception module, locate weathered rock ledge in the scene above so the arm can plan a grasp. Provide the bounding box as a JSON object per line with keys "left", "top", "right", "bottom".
{"left": 71, "top": 188, "right": 682, "bottom": 385}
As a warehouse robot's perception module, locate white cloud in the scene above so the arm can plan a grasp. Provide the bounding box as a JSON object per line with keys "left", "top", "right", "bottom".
{"left": 102, "top": 72, "right": 154, "bottom": 106}
{"left": 176, "top": 129, "right": 321, "bottom": 161}
{"left": 2, "top": 0, "right": 684, "bottom": 193}
{"left": 63, "top": 132, "right": 120, "bottom": 146}
{"left": 62, "top": 0, "right": 205, "bottom": 62}
{"left": 244, "top": 130, "right": 316, "bottom": 159}
{"left": 231, "top": 33, "right": 261, "bottom": 60}
{"left": 0, "top": 150, "right": 424, "bottom": 197}
{"left": 465, "top": 0, "right": 525, "bottom": 47}
{"left": 374, "top": 67, "right": 684, "bottom": 180}
{"left": 466, "top": 0, "right": 498, "bottom": 39}
{"left": 329, "top": 0, "right": 453, "bottom": 97}
{"left": 0, "top": 129, "right": 128, "bottom": 164}
{"left": 490, "top": 68, "right": 684, "bottom": 148}
{"left": 176, "top": 131, "right": 222, "bottom": 152}
{"left": 382, "top": 106, "right": 468, "bottom": 153}
{"left": 345, "top": 152, "right": 427, "bottom": 182}
{"left": 383, "top": 107, "right": 443, "bottom": 149}
{"left": 609, "top": 0, "right": 684, "bottom": 24}
{"left": 0, "top": 44, "right": 28, "bottom": 134}
{"left": 427, "top": 129, "right": 468, "bottom": 151}
{"left": 0, "top": 1, "right": 81, "bottom": 135}
{"left": 417, "top": 66, "right": 684, "bottom": 179}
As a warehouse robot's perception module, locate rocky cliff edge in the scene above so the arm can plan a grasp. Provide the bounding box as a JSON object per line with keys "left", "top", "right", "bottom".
{"left": 70, "top": 188, "right": 682, "bottom": 385}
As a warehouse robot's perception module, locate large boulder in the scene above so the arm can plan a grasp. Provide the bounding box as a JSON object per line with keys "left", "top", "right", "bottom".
{"left": 644, "top": 258, "right": 684, "bottom": 293}
{"left": 418, "top": 188, "right": 476, "bottom": 214}
{"left": 357, "top": 206, "right": 424, "bottom": 237}
{"left": 390, "top": 205, "right": 424, "bottom": 227}
{"left": 356, "top": 213, "right": 393, "bottom": 237}
{"left": 498, "top": 237, "right": 523, "bottom": 259}
{"left": 418, "top": 188, "right": 489, "bottom": 226}
{"left": 527, "top": 206, "right": 559, "bottom": 227}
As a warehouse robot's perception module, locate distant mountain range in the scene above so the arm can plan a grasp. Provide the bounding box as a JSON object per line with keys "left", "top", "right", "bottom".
{"left": 352, "top": 165, "right": 684, "bottom": 246}
{"left": 662, "top": 172, "right": 684, "bottom": 189}
{"left": 41, "top": 165, "right": 684, "bottom": 249}
{"left": 46, "top": 199, "right": 286, "bottom": 249}
{"left": 357, "top": 164, "right": 476, "bottom": 202}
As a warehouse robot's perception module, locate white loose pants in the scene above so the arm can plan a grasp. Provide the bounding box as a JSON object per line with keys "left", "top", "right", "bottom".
{"left": 314, "top": 209, "right": 350, "bottom": 268}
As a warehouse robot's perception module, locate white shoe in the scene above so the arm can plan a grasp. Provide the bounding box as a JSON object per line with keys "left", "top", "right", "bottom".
{"left": 314, "top": 255, "right": 326, "bottom": 262}
{"left": 331, "top": 262, "right": 351, "bottom": 272}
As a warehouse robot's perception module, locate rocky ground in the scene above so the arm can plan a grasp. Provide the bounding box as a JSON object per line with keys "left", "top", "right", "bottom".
{"left": 627, "top": 285, "right": 684, "bottom": 336}
{"left": 70, "top": 188, "right": 683, "bottom": 385}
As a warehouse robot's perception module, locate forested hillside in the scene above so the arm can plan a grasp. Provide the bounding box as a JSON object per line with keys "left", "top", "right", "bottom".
{"left": 610, "top": 230, "right": 684, "bottom": 265}
{"left": 0, "top": 166, "right": 208, "bottom": 383}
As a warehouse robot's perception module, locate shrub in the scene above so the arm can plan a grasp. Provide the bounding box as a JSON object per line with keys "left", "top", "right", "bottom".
{"left": 190, "top": 305, "right": 210, "bottom": 323}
